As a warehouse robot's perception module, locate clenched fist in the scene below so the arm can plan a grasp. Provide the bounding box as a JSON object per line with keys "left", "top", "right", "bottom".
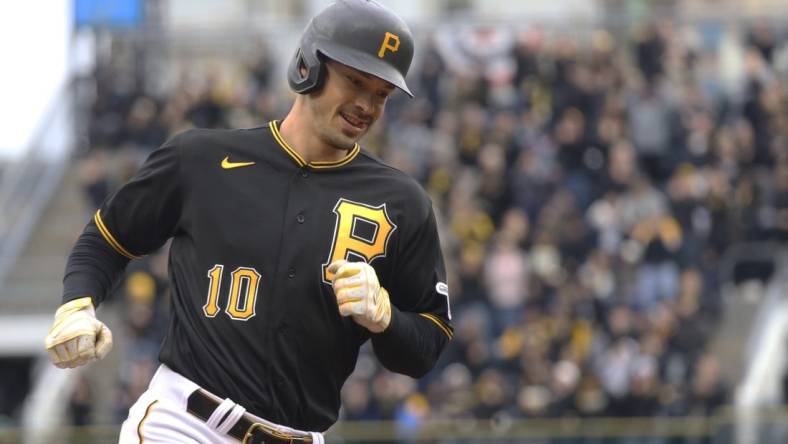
{"left": 44, "top": 297, "right": 113, "bottom": 369}
{"left": 327, "top": 260, "right": 391, "bottom": 333}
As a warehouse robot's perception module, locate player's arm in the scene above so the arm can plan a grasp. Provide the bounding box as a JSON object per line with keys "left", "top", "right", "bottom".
{"left": 329, "top": 204, "right": 452, "bottom": 378}
{"left": 46, "top": 220, "right": 131, "bottom": 368}
{"left": 370, "top": 298, "right": 451, "bottom": 378}
{"left": 45, "top": 136, "right": 184, "bottom": 369}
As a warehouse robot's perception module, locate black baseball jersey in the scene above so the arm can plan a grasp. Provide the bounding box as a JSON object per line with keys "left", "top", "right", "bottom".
{"left": 63, "top": 121, "right": 453, "bottom": 431}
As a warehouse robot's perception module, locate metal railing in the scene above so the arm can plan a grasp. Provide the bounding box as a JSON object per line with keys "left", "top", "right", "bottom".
{"left": 0, "top": 88, "right": 73, "bottom": 289}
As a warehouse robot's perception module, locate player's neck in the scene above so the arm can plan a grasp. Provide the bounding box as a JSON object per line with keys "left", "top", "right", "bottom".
{"left": 279, "top": 108, "right": 349, "bottom": 165}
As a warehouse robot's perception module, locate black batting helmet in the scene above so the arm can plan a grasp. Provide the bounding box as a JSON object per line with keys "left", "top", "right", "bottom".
{"left": 287, "top": 0, "right": 414, "bottom": 97}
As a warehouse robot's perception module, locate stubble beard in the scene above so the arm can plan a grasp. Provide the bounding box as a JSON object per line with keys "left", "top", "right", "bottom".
{"left": 321, "top": 113, "right": 360, "bottom": 151}
{"left": 308, "top": 100, "right": 358, "bottom": 152}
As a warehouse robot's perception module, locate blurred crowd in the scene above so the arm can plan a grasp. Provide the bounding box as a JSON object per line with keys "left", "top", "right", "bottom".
{"left": 69, "top": 18, "right": 788, "bottom": 441}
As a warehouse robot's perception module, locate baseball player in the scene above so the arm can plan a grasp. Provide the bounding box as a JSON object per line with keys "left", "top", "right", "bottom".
{"left": 44, "top": 1, "right": 453, "bottom": 442}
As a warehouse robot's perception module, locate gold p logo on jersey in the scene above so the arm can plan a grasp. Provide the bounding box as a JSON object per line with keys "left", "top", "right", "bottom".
{"left": 377, "top": 32, "right": 400, "bottom": 58}
{"left": 323, "top": 198, "right": 396, "bottom": 283}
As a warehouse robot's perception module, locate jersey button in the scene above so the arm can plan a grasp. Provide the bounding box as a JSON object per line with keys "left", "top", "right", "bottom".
{"left": 288, "top": 268, "right": 296, "bottom": 278}
{"left": 296, "top": 214, "right": 305, "bottom": 224}
{"left": 300, "top": 169, "right": 309, "bottom": 178}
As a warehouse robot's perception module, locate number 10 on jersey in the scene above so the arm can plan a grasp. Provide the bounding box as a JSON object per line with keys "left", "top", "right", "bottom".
{"left": 203, "top": 264, "right": 261, "bottom": 320}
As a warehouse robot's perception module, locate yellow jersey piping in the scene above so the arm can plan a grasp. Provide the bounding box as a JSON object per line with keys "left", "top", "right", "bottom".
{"left": 418, "top": 313, "right": 453, "bottom": 340}
{"left": 269, "top": 120, "right": 306, "bottom": 167}
{"left": 269, "top": 120, "right": 359, "bottom": 169}
{"left": 94, "top": 210, "right": 141, "bottom": 260}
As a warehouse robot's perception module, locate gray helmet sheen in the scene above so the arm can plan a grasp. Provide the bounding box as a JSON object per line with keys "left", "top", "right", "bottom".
{"left": 287, "top": 0, "right": 414, "bottom": 97}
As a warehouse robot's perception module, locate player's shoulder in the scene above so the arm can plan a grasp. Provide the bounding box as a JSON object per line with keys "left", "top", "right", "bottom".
{"left": 166, "top": 125, "right": 271, "bottom": 152}
{"left": 356, "top": 149, "right": 433, "bottom": 216}
{"left": 355, "top": 149, "right": 421, "bottom": 189}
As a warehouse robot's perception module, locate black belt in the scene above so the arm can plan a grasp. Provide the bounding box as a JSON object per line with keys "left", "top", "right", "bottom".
{"left": 186, "top": 389, "right": 312, "bottom": 444}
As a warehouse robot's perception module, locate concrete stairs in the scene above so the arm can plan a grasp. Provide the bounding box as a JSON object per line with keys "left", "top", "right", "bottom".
{"left": 0, "top": 162, "right": 89, "bottom": 316}
{"left": 0, "top": 162, "right": 127, "bottom": 429}
{"left": 708, "top": 281, "right": 767, "bottom": 389}
{"left": 708, "top": 249, "right": 788, "bottom": 393}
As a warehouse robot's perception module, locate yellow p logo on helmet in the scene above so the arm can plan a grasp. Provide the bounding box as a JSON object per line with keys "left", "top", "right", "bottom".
{"left": 377, "top": 32, "right": 400, "bottom": 58}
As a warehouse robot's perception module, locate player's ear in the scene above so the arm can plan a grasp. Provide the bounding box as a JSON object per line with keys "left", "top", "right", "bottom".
{"left": 298, "top": 56, "right": 309, "bottom": 78}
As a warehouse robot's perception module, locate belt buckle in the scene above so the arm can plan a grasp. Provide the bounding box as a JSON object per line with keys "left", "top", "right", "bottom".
{"left": 243, "top": 422, "right": 308, "bottom": 444}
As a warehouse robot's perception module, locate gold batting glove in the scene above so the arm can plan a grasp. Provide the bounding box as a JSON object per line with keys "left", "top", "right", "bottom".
{"left": 44, "top": 297, "right": 113, "bottom": 369}
{"left": 328, "top": 260, "right": 391, "bottom": 333}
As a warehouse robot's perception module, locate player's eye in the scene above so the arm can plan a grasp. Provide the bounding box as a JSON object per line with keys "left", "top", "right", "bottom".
{"left": 346, "top": 75, "right": 363, "bottom": 87}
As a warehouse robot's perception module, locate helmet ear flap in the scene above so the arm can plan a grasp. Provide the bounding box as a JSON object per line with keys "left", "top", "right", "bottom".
{"left": 287, "top": 47, "right": 325, "bottom": 95}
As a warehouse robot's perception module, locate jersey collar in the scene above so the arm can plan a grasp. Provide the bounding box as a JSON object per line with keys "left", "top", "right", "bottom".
{"left": 269, "top": 120, "right": 360, "bottom": 169}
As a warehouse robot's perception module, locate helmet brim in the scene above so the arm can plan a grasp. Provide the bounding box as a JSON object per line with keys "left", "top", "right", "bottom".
{"left": 319, "top": 40, "right": 414, "bottom": 98}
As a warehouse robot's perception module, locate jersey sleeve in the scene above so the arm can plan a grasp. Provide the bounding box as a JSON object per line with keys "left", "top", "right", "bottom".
{"left": 389, "top": 204, "right": 453, "bottom": 338}
{"left": 95, "top": 136, "right": 183, "bottom": 258}
{"left": 371, "top": 201, "right": 453, "bottom": 377}
{"left": 61, "top": 135, "right": 184, "bottom": 307}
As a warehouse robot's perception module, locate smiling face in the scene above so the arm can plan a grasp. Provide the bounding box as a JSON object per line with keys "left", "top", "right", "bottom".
{"left": 304, "top": 59, "right": 396, "bottom": 151}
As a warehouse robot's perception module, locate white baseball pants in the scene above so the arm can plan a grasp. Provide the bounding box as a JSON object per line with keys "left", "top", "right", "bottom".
{"left": 119, "top": 364, "right": 325, "bottom": 443}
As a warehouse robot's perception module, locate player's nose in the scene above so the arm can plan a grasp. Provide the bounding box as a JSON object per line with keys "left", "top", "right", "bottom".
{"left": 351, "top": 93, "right": 378, "bottom": 117}
{"left": 352, "top": 99, "right": 371, "bottom": 117}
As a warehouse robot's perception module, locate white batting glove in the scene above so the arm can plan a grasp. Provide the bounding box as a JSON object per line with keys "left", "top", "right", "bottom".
{"left": 44, "top": 297, "right": 113, "bottom": 369}
{"left": 328, "top": 260, "right": 391, "bottom": 333}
